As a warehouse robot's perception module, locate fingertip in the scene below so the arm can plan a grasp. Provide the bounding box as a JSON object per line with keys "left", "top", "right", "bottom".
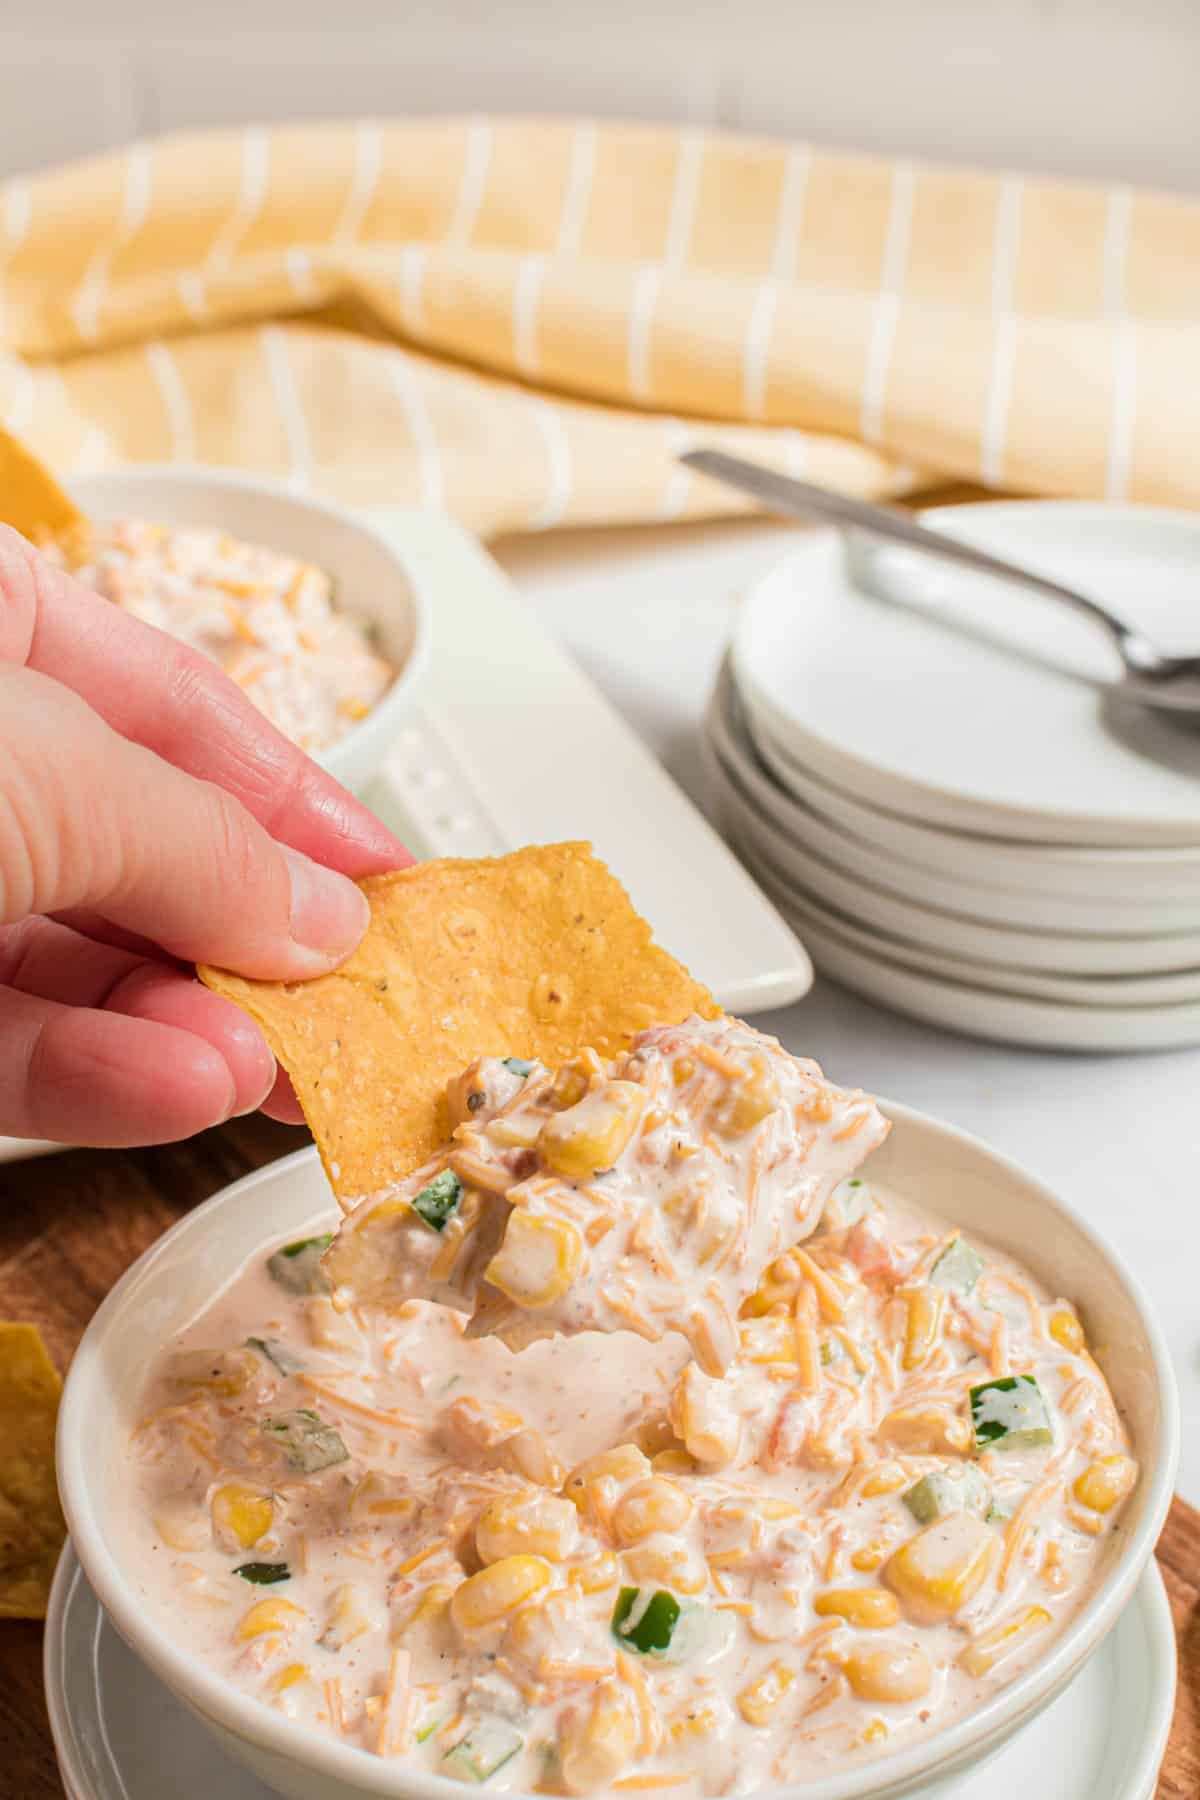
{"left": 259, "top": 1065, "right": 307, "bottom": 1125}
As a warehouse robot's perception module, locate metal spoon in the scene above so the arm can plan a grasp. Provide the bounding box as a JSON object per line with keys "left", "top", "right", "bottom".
{"left": 683, "top": 448, "right": 1200, "bottom": 717}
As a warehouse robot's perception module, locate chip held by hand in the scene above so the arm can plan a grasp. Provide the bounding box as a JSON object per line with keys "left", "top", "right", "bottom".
{"left": 200, "top": 844, "right": 718, "bottom": 1200}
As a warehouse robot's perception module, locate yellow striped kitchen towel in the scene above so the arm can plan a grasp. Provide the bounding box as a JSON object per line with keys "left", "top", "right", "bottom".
{"left": 0, "top": 119, "right": 1193, "bottom": 536}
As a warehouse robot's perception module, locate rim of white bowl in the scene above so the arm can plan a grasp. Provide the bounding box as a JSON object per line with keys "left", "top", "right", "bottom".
{"left": 67, "top": 465, "right": 431, "bottom": 776}
{"left": 58, "top": 1126, "right": 1179, "bottom": 1800}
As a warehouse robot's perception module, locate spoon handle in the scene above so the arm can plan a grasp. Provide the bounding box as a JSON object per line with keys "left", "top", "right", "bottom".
{"left": 682, "top": 449, "right": 1134, "bottom": 658}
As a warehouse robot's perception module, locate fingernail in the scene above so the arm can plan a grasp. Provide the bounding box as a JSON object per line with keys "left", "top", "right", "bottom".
{"left": 230, "top": 1052, "right": 279, "bottom": 1119}
{"left": 282, "top": 845, "right": 370, "bottom": 970}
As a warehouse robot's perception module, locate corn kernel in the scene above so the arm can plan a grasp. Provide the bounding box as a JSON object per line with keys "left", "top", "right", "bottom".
{"left": 564, "top": 1444, "right": 650, "bottom": 1521}
{"left": 476, "top": 1491, "right": 579, "bottom": 1564}
{"left": 502, "top": 1425, "right": 565, "bottom": 1489}
{"left": 485, "top": 1210, "right": 584, "bottom": 1309}
{"left": 624, "top": 1539, "right": 707, "bottom": 1595}
{"left": 550, "top": 1064, "right": 590, "bottom": 1110}
{"left": 884, "top": 1514, "right": 999, "bottom": 1625}
{"left": 850, "top": 1541, "right": 891, "bottom": 1573}
{"left": 878, "top": 1406, "right": 971, "bottom": 1456}
{"left": 900, "top": 1285, "right": 944, "bottom": 1371}
{"left": 558, "top": 1681, "right": 639, "bottom": 1793}
{"left": 651, "top": 1447, "right": 697, "bottom": 1476}
{"left": 737, "top": 1661, "right": 796, "bottom": 1726}
{"left": 813, "top": 1587, "right": 900, "bottom": 1628}
{"left": 267, "top": 1662, "right": 308, "bottom": 1715}
{"left": 668, "top": 1702, "right": 722, "bottom": 1743}
{"left": 612, "top": 1477, "right": 693, "bottom": 1545}
{"left": 739, "top": 1314, "right": 799, "bottom": 1365}
{"left": 320, "top": 1583, "right": 375, "bottom": 1651}
{"left": 840, "top": 1639, "right": 933, "bottom": 1704}
{"left": 538, "top": 1081, "right": 647, "bottom": 1180}
{"left": 669, "top": 1362, "right": 740, "bottom": 1469}
{"left": 959, "top": 1604, "right": 1052, "bottom": 1677}
{"left": 1074, "top": 1454, "right": 1138, "bottom": 1515}
{"left": 450, "top": 1555, "right": 553, "bottom": 1633}
{"left": 861, "top": 1462, "right": 907, "bottom": 1498}
{"left": 572, "top": 1551, "right": 619, "bottom": 1594}
{"left": 154, "top": 1493, "right": 210, "bottom": 1551}
{"left": 235, "top": 1597, "right": 306, "bottom": 1643}
{"left": 860, "top": 1718, "right": 889, "bottom": 1745}
{"left": 211, "top": 1482, "right": 274, "bottom": 1551}
{"left": 1048, "top": 1309, "right": 1085, "bottom": 1353}
{"left": 269, "top": 1662, "right": 308, "bottom": 1693}
{"left": 397, "top": 1582, "right": 454, "bottom": 1634}
{"left": 714, "top": 1050, "right": 781, "bottom": 1136}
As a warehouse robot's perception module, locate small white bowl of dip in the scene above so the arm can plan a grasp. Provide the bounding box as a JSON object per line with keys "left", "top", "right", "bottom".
{"left": 57, "top": 1107, "right": 1178, "bottom": 1800}
{"left": 67, "top": 468, "right": 429, "bottom": 794}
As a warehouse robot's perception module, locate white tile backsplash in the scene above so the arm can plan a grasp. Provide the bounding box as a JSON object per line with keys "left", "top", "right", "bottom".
{"left": 0, "top": 1, "right": 1196, "bottom": 187}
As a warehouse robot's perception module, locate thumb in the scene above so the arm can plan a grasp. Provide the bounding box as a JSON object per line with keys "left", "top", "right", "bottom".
{"left": 0, "top": 666, "right": 370, "bottom": 979}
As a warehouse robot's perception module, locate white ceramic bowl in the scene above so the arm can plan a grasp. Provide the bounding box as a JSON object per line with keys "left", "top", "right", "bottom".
{"left": 68, "top": 468, "right": 429, "bottom": 793}
{"left": 58, "top": 1121, "right": 1177, "bottom": 1800}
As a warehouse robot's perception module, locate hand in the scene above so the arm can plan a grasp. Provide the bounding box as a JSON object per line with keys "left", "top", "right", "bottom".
{"left": 0, "top": 525, "right": 410, "bottom": 1146}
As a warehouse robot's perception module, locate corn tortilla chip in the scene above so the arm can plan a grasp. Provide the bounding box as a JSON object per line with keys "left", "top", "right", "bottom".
{"left": 0, "top": 425, "right": 84, "bottom": 541}
{"left": 0, "top": 1322, "right": 65, "bottom": 1619}
{"left": 201, "top": 843, "right": 717, "bottom": 1198}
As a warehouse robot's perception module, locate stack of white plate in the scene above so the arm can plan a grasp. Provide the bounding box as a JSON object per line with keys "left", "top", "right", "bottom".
{"left": 706, "top": 502, "right": 1200, "bottom": 1052}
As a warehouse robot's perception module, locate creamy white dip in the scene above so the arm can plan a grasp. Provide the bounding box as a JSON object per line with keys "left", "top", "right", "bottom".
{"left": 126, "top": 1021, "right": 1136, "bottom": 1794}
{"left": 42, "top": 518, "right": 392, "bottom": 751}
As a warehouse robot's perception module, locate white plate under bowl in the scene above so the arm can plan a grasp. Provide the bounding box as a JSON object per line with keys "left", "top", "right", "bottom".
{"left": 43, "top": 1541, "right": 1176, "bottom": 1800}
{"left": 707, "top": 667, "right": 1200, "bottom": 973}
{"left": 731, "top": 505, "right": 1200, "bottom": 850}
{"left": 711, "top": 663, "right": 1200, "bottom": 938}
{"left": 56, "top": 1137, "right": 1178, "bottom": 1800}
{"left": 69, "top": 468, "right": 430, "bottom": 797}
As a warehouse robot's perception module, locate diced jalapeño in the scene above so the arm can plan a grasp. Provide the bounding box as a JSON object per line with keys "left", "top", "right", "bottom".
{"left": 442, "top": 1718, "right": 524, "bottom": 1782}
{"left": 970, "top": 1375, "right": 1053, "bottom": 1451}
{"left": 904, "top": 1465, "right": 990, "bottom": 1524}
{"left": 502, "top": 1058, "right": 536, "bottom": 1078}
{"left": 267, "top": 1233, "right": 334, "bottom": 1296}
{"left": 930, "top": 1236, "right": 985, "bottom": 1295}
{"left": 612, "top": 1586, "right": 681, "bottom": 1655}
{"left": 411, "top": 1169, "right": 463, "bottom": 1234}
{"left": 261, "top": 1407, "right": 349, "bottom": 1473}
{"left": 245, "top": 1336, "right": 301, "bottom": 1375}
{"left": 234, "top": 1561, "right": 291, "bottom": 1585}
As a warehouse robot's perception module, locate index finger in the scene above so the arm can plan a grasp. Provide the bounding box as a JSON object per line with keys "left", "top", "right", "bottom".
{"left": 0, "top": 525, "right": 410, "bottom": 878}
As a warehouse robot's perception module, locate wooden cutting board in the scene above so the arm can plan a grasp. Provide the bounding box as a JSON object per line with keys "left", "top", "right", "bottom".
{"left": 1154, "top": 1495, "right": 1199, "bottom": 1799}
{"left": 0, "top": 1117, "right": 1194, "bottom": 1797}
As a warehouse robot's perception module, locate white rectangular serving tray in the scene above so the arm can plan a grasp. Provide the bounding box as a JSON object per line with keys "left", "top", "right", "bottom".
{"left": 360, "top": 508, "right": 812, "bottom": 1016}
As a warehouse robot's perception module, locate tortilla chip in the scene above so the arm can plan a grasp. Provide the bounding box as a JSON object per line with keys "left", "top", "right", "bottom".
{"left": 0, "top": 1323, "right": 65, "bottom": 1619}
{"left": 201, "top": 843, "right": 717, "bottom": 1199}
{"left": 0, "top": 425, "right": 84, "bottom": 541}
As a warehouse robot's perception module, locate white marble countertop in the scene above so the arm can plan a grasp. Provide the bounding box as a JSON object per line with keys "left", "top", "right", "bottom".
{"left": 496, "top": 515, "right": 1200, "bottom": 1504}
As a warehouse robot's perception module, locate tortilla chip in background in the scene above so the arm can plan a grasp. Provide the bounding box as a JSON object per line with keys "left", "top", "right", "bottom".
{"left": 0, "top": 1322, "right": 65, "bottom": 1619}
{"left": 201, "top": 843, "right": 718, "bottom": 1199}
{"left": 0, "top": 425, "right": 84, "bottom": 542}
